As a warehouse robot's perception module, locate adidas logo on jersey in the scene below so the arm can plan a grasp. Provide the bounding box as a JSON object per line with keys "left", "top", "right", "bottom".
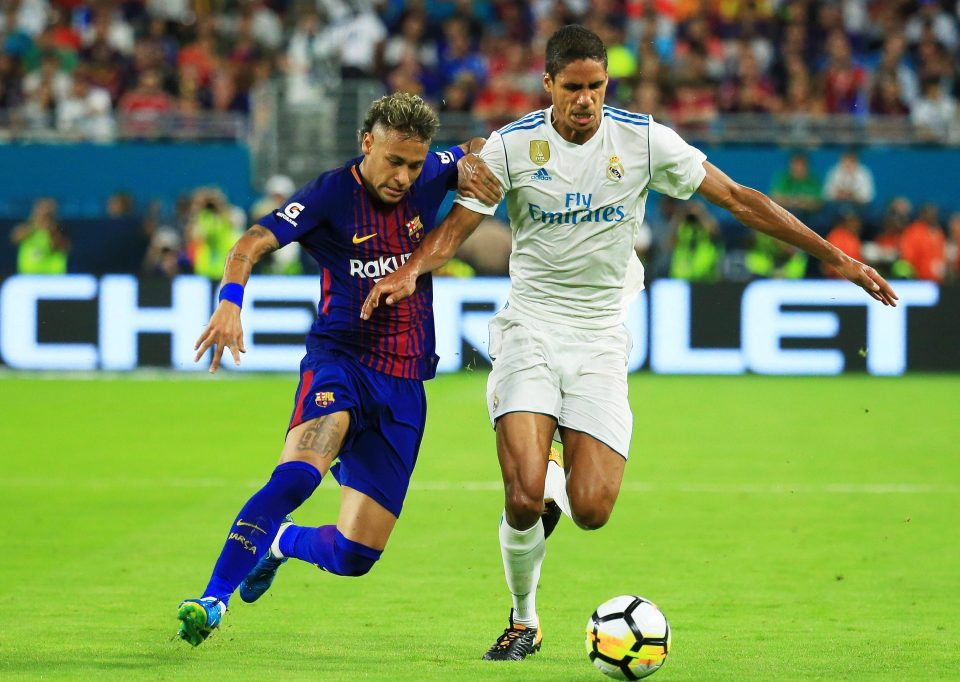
{"left": 531, "top": 168, "right": 552, "bottom": 181}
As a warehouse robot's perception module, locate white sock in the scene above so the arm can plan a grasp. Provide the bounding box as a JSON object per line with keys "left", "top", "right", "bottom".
{"left": 499, "top": 514, "right": 545, "bottom": 627}
{"left": 544, "top": 459, "right": 572, "bottom": 520}
{"left": 202, "top": 597, "right": 227, "bottom": 617}
{"left": 270, "top": 521, "right": 292, "bottom": 558}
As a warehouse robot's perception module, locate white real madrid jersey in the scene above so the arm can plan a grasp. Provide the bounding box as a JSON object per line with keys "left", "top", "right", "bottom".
{"left": 456, "top": 105, "right": 707, "bottom": 329}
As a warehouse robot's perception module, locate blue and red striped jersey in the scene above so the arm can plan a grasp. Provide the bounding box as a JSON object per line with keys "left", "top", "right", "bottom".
{"left": 257, "top": 146, "right": 464, "bottom": 380}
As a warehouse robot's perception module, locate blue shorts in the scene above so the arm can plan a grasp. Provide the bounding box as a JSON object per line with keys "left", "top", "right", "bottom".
{"left": 287, "top": 350, "right": 427, "bottom": 518}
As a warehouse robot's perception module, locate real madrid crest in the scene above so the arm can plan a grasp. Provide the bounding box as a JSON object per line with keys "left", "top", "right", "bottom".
{"left": 529, "top": 140, "right": 550, "bottom": 166}
{"left": 606, "top": 155, "right": 625, "bottom": 183}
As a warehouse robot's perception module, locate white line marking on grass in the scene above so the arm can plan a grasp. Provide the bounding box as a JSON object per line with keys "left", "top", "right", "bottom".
{"left": 1, "top": 478, "right": 958, "bottom": 494}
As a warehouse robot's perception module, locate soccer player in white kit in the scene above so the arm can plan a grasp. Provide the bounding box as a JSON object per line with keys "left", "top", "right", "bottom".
{"left": 363, "top": 25, "right": 898, "bottom": 661}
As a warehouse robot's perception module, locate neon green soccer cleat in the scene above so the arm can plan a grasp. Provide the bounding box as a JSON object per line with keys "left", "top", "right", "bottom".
{"left": 177, "top": 597, "right": 224, "bottom": 647}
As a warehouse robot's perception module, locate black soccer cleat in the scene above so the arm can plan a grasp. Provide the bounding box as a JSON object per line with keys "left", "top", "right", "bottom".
{"left": 541, "top": 500, "right": 562, "bottom": 539}
{"left": 482, "top": 610, "right": 542, "bottom": 661}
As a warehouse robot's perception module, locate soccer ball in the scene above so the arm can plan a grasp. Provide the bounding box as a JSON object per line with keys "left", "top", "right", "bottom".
{"left": 585, "top": 595, "right": 671, "bottom": 680}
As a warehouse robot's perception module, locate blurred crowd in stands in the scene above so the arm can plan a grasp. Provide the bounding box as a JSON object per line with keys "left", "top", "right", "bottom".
{"left": 3, "top": 0, "right": 960, "bottom": 139}
{"left": 9, "top": 147, "right": 960, "bottom": 284}
{"left": 4, "top": 0, "right": 960, "bottom": 284}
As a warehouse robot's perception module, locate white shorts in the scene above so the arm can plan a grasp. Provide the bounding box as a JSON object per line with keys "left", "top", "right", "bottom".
{"left": 486, "top": 306, "right": 633, "bottom": 458}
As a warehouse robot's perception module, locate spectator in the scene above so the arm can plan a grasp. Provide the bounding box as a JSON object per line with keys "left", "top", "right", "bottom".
{"left": 869, "top": 76, "right": 910, "bottom": 116}
{"left": 22, "top": 51, "right": 72, "bottom": 103}
{"left": 911, "top": 77, "right": 956, "bottom": 140}
{"left": 250, "top": 174, "right": 295, "bottom": 224}
{"left": 905, "top": 0, "right": 957, "bottom": 50}
{"left": 177, "top": 18, "right": 219, "bottom": 88}
{"left": 770, "top": 152, "right": 823, "bottom": 230}
{"left": 314, "top": 4, "right": 387, "bottom": 79}
{"left": 819, "top": 30, "right": 867, "bottom": 114}
{"left": 106, "top": 191, "right": 136, "bottom": 218}
{"left": 900, "top": 204, "right": 946, "bottom": 282}
{"left": 872, "top": 34, "right": 918, "bottom": 106}
{"left": 669, "top": 202, "right": 723, "bottom": 282}
{"left": 823, "top": 210, "right": 863, "bottom": 278}
{"left": 0, "top": 52, "right": 24, "bottom": 111}
{"left": 948, "top": 213, "right": 960, "bottom": 281}
{"left": 142, "top": 226, "right": 186, "bottom": 278}
{"left": 382, "top": 10, "right": 437, "bottom": 73}
{"left": 119, "top": 69, "right": 174, "bottom": 135}
{"left": 436, "top": 16, "right": 486, "bottom": 92}
{"left": 185, "top": 188, "right": 243, "bottom": 279}
{"left": 745, "top": 232, "right": 808, "bottom": 279}
{"left": 823, "top": 149, "right": 875, "bottom": 212}
{"left": 56, "top": 68, "right": 115, "bottom": 141}
{"left": 11, "top": 198, "right": 69, "bottom": 274}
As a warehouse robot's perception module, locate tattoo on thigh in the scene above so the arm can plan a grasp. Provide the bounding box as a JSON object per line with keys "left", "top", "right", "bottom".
{"left": 296, "top": 416, "right": 346, "bottom": 460}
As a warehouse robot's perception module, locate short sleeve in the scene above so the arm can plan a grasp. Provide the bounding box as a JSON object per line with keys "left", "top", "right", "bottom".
{"left": 416, "top": 145, "right": 465, "bottom": 191}
{"left": 647, "top": 119, "right": 707, "bottom": 200}
{"left": 454, "top": 131, "right": 508, "bottom": 217}
{"left": 256, "top": 174, "right": 330, "bottom": 247}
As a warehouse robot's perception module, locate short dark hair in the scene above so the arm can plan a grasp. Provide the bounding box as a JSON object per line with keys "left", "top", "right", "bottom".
{"left": 358, "top": 92, "right": 439, "bottom": 145}
{"left": 545, "top": 25, "right": 608, "bottom": 78}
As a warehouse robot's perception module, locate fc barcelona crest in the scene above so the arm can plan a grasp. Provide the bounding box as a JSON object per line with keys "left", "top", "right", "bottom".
{"left": 315, "top": 391, "right": 335, "bottom": 408}
{"left": 606, "top": 155, "right": 625, "bottom": 182}
{"left": 529, "top": 140, "right": 550, "bottom": 166}
{"left": 406, "top": 215, "right": 423, "bottom": 241}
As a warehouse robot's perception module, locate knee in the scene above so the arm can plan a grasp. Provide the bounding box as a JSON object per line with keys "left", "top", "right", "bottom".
{"left": 330, "top": 533, "right": 383, "bottom": 577}
{"left": 569, "top": 490, "right": 614, "bottom": 531}
{"left": 332, "top": 549, "right": 379, "bottom": 577}
{"left": 504, "top": 482, "right": 544, "bottom": 527}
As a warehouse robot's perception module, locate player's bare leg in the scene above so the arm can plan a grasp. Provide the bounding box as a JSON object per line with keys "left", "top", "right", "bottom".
{"left": 484, "top": 412, "right": 555, "bottom": 661}
{"left": 265, "top": 486, "right": 396, "bottom": 580}
{"left": 237, "top": 413, "right": 349, "bottom": 603}
{"left": 180, "top": 413, "right": 348, "bottom": 643}
{"left": 279, "top": 411, "right": 350, "bottom": 474}
{"left": 557, "top": 427, "right": 626, "bottom": 530}
{"left": 497, "top": 412, "right": 556, "bottom": 530}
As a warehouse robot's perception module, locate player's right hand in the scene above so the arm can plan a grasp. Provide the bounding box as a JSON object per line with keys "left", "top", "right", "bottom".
{"left": 360, "top": 271, "right": 417, "bottom": 320}
{"left": 194, "top": 301, "right": 246, "bottom": 372}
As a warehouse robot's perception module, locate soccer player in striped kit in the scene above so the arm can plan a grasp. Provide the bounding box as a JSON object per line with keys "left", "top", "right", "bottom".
{"left": 176, "top": 92, "right": 501, "bottom": 646}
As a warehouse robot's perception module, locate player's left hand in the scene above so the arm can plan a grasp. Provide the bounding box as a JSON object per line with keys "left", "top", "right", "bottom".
{"left": 457, "top": 153, "right": 502, "bottom": 206}
{"left": 835, "top": 257, "right": 899, "bottom": 306}
{"left": 360, "top": 270, "right": 418, "bottom": 320}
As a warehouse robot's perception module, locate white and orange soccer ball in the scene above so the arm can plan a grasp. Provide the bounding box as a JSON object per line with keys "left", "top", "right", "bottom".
{"left": 585, "top": 595, "right": 671, "bottom": 680}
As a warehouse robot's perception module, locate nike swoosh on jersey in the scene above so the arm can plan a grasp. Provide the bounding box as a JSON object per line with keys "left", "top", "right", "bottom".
{"left": 352, "top": 232, "right": 377, "bottom": 244}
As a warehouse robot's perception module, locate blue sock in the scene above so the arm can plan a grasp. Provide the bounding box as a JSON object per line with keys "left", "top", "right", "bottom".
{"left": 279, "top": 525, "right": 382, "bottom": 577}
{"left": 203, "top": 461, "right": 321, "bottom": 604}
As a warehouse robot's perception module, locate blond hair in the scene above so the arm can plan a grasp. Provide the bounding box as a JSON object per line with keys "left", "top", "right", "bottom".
{"left": 358, "top": 92, "right": 440, "bottom": 145}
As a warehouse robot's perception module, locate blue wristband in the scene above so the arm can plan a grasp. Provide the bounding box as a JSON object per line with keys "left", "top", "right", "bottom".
{"left": 218, "top": 282, "right": 244, "bottom": 309}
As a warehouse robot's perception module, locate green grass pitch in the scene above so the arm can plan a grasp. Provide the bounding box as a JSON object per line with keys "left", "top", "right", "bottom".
{"left": 1, "top": 372, "right": 958, "bottom": 680}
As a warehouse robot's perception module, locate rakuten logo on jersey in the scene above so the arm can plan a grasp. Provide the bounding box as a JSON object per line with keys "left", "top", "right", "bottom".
{"left": 527, "top": 192, "right": 626, "bottom": 225}
{"left": 277, "top": 202, "right": 304, "bottom": 227}
{"left": 349, "top": 253, "right": 412, "bottom": 280}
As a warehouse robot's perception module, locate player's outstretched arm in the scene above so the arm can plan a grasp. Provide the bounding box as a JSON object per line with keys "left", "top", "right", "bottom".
{"left": 194, "top": 225, "right": 280, "bottom": 372}
{"left": 360, "top": 204, "right": 485, "bottom": 319}
{"left": 697, "top": 162, "right": 898, "bottom": 307}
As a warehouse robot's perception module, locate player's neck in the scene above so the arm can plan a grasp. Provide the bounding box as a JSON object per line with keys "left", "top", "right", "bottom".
{"left": 355, "top": 160, "right": 383, "bottom": 204}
